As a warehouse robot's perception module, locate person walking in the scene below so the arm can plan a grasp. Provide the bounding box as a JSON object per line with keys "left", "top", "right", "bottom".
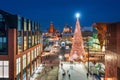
{"left": 62, "top": 70, "right": 66, "bottom": 78}
{"left": 67, "top": 70, "right": 71, "bottom": 79}
{"left": 86, "top": 72, "right": 89, "bottom": 78}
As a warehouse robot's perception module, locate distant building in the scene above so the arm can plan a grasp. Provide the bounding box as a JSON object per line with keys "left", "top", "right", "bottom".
{"left": 45, "top": 22, "right": 60, "bottom": 37}
{"left": 0, "top": 10, "right": 42, "bottom": 80}
{"left": 48, "top": 22, "right": 54, "bottom": 33}
{"left": 82, "top": 30, "right": 93, "bottom": 37}
{"left": 94, "top": 22, "right": 120, "bottom": 80}
{"left": 62, "top": 24, "right": 73, "bottom": 41}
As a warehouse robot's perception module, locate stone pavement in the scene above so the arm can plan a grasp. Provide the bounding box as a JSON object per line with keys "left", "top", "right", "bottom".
{"left": 58, "top": 62, "right": 94, "bottom": 80}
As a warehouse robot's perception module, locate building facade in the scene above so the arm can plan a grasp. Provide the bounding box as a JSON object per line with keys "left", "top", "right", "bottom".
{"left": 62, "top": 24, "right": 73, "bottom": 41}
{"left": 94, "top": 22, "right": 120, "bottom": 80}
{"left": 0, "top": 10, "right": 42, "bottom": 80}
{"left": 105, "top": 22, "right": 120, "bottom": 80}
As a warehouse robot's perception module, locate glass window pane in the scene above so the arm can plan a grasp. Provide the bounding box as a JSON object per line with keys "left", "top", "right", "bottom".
{"left": 24, "top": 19, "right": 27, "bottom": 31}
{"left": 0, "top": 67, "right": 3, "bottom": 77}
{"left": 0, "top": 61, "right": 2, "bottom": 66}
{"left": 4, "top": 61, "right": 8, "bottom": 66}
{"left": 4, "top": 66, "right": 9, "bottom": 78}
{"left": 18, "top": 36, "right": 22, "bottom": 52}
{"left": 24, "top": 36, "right": 27, "bottom": 50}
{"left": 18, "top": 16, "right": 22, "bottom": 31}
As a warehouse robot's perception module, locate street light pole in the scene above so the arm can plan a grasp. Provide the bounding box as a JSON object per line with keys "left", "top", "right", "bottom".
{"left": 87, "top": 42, "right": 89, "bottom": 74}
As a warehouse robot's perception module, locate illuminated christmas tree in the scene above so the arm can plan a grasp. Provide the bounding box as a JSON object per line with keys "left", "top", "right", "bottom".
{"left": 70, "top": 13, "right": 85, "bottom": 60}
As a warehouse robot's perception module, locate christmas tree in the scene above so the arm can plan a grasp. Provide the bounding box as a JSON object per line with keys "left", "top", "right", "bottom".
{"left": 70, "top": 15, "right": 85, "bottom": 61}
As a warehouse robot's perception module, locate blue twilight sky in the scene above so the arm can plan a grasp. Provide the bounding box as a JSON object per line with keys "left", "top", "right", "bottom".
{"left": 0, "top": 0, "right": 120, "bottom": 31}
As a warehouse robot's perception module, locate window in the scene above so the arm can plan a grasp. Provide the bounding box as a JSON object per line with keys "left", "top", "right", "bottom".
{"left": 28, "top": 36, "right": 31, "bottom": 48}
{"left": 17, "top": 35, "right": 22, "bottom": 52}
{"left": 24, "top": 36, "right": 27, "bottom": 50}
{"left": 0, "top": 61, "right": 9, "bottom": 78}
{"left": 23, "top": 68, "right": 26, "bottom": 80}
{"left": 23, "top": 54, "right": 26, "bottom": 69}
{"left": 31, "top": 50, "right": 33, "bottom": 61}
{"left": 35, "top": 48, "right": 37, "bottom": 58}
{"left": 28, "top": 20, "right": 31, "bottom": 31}
{"left": 18, "top": 16, "right": 22, "bottom": 31}
{"left": 24, "top": 19, "right": 27, "bottom": 31}
{"left": 35, "top": 23, "right": 37, "bottom": 30}
{"left": 27, "top": 52, "right": 30, "bottom": 65}
{"left": 0, "top": 14, "right": 5, "bottom": 22}
{"left": 33, "top": 49, "right": 35, "bottom": 60}
{"left": 32, "top": 36, "right": 34, "bottom": 46}
{"left": 35, "top": 35, "right": 37, "bottom": 45}
{"left": 32, "top": 22, "right": 34, "bottom": 32}
{"left": 0, "top": 37, "right": 7, "bottom": 53}
{"left": 0, "top": 15, "right": 7, "bottom": 53}
{"left": 16, "top": 58, "right": 21, "bottom": 75}
{"left": 37, "top": 47, "right": 39, "bottom": 56}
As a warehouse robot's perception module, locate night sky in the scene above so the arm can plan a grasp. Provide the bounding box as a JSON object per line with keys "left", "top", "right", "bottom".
{"left": 0, "top": 0, "right": 120, "bottom": 31}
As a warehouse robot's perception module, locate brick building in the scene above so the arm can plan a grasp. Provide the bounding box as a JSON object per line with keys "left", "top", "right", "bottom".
{"left": 0, "top": 10, "right": 42, "bottom": 80}
{"left": 94, "top": 22, "right": 120, "bottom": 80}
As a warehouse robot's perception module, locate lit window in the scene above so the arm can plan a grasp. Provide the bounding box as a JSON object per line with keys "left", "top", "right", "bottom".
{"left": 27, "top": 52, "right": 30, "bottom": 65}
{"left": 16, "top": 58, "right": 21, "bottom": 75}
{"left": 23, "top": 54, "right": 26, "bottom": 69}
{"left": 24, "top": 36, "right": 27, "bottom": 50}
{"left": 28, "top": 20, "right": 31, "bottom": 31}
{"left": 24, "top": 19, "right": 27, "bottom": 31}
{"left": 0, "top": 61, "right": 9, "bottom": 78}
{"left": 17, "top": 36, "right": 22, "bottom": 52}
{"left": 32, "top": 36, "right": 34, "bottom": 46}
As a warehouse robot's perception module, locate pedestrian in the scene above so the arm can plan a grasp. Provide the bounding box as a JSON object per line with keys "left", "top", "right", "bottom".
{"left": 62, "top": 71, "right": 66, "bottom": 78}
{"left": 67, "top": 70, "right": 71, "bottom": 78}
{"left": 86, "top": 72, "right": 89, "bottom": 78}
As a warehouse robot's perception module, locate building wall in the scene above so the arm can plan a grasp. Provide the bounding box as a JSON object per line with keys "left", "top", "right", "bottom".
{"left": 93, "top": 22, "right": 120, "bottom": 80}
{"left": 0, "top": 10, "right": 42, "bottom": 80}
{"left": 105, "top": 23, "right": 120, "bottom": 80}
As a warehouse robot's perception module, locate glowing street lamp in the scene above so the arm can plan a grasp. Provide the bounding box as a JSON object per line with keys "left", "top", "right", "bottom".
{"left": 59, "top": 55, "right": 63, "bottom": 60}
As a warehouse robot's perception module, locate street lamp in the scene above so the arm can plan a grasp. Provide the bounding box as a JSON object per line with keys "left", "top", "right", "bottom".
{"left": 87, "top": 42, "right": 90, "bottom": 74}
{"left": 59, "top": 55, "right": 63, "bottom": 60}
{"left": 85, "top": 38, "right": 90, "bottom": 75}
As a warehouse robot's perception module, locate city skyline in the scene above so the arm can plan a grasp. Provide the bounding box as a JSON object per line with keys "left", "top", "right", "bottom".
{"left": 0, "top": 0, "right": 120, "bottom": 31}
